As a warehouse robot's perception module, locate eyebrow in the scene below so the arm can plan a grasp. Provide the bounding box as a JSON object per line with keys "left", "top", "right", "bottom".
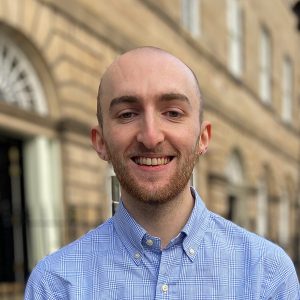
{"left": 159, "top": 93, "right": 190, "bottom": 105}
{"left": 109, "top": 95, "right": 140, "bottom": 112}
{"left": 109, "top": 93, "right": 191, "bottom": 112}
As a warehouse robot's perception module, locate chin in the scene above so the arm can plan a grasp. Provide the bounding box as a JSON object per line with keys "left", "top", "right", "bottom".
{"left": 124, "top": 182, "right": 186, "bottom": 206}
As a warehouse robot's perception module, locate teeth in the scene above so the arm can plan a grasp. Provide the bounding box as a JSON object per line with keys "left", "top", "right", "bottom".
{"left": 134, "top": 157, "right": 171, "bottom": 166}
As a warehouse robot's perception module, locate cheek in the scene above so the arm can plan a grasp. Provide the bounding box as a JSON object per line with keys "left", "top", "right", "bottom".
{"left": 172, "top": 122, "right": 200, "bottom": 142}
{"left": 104, "top": 127, "right": 134, "bottom": 153}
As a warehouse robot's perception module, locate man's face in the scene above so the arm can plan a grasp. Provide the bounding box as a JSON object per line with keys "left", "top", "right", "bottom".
{"left": 92, "top": 49, "right": 210, "bottom": 204}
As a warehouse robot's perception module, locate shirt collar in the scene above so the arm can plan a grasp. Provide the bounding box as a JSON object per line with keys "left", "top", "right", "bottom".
{"left": 113, "top": 201, "right": 146, "bottom": 265}
{"left": 181, "top": 187, "right": 210, "bottom": 261}
{"left": 113, "top": 187, "right": 210, "bottom": 264}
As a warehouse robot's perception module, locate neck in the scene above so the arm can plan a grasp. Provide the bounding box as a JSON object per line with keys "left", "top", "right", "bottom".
{"left": 121, "top": 185, "right": 195, "bottom": 249}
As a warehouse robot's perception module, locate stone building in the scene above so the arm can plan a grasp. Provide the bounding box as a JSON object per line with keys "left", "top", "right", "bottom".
{"left": 0, "top": 0, "right": 299, "bottom": 297}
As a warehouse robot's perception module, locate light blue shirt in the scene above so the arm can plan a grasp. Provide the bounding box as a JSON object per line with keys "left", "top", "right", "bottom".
{"left": 25, "top": 188, "right": 299, "bottom": 299}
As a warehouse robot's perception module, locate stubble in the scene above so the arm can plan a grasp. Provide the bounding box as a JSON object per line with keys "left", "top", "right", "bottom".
{"left": 106, "top": 137, "right": 200, "bottom": 205}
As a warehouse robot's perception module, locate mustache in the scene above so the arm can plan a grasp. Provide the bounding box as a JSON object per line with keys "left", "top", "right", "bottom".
{"left": 127, "top": 144, "right": 179, "bottom": 157}
{"left": 105, "top": 134, "right": 201, "bottom": 159}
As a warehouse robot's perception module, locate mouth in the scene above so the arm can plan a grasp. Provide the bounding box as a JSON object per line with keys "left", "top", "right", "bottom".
{"left": 132, "top": 156, "right": 174, "bottom": 166}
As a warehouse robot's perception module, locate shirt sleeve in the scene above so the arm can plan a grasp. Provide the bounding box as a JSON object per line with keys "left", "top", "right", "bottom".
{"left": 24, "top": 265, "right": 71, "bottom": 300}
{"left": 263, "top": 248, "right": 300, "bottom": 299}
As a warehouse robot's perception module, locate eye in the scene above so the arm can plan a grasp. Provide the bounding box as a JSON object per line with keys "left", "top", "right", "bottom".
{"left": 117, "top": 111, "right": 137, "bottom": 121}
{"left": 164, "top": 110, "right": 183, "bottom": 118}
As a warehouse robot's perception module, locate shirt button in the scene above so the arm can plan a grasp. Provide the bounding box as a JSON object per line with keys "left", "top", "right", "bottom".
{"left": 161, "top": 284, "right": 168, "bottom": 293}
{"left": 189, "top": 248, "right": 195, "bottom": 255}
{"left": 134, "top": 252, "right": 141, "bottom": 259}
{"left": 146, "top": 239, "right": 153, "bottom": 246}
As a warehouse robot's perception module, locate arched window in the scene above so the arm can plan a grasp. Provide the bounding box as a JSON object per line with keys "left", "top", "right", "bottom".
{"left": 0, "top": 34, "right": 48, "bottom": 115}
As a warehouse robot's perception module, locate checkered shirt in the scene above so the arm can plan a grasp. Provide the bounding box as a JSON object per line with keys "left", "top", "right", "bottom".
{"left": 25, "top": 188, "right": 300, "bottom": 299}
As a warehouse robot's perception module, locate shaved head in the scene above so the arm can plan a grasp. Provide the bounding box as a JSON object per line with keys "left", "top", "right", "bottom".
{"left": 91, "top": 46, "right": 211, "bottom": 207}
{"left": 96, "top": 47, "right": 203, "bottom": 126}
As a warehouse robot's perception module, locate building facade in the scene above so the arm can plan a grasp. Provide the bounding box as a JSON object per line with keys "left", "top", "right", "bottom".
{"left": 0, "top": 0, "right": 299, "bottom": 298}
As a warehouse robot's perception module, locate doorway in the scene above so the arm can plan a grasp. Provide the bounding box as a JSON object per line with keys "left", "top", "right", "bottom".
{"left": 0, "top": 135, "right": 28, "bottom": 283}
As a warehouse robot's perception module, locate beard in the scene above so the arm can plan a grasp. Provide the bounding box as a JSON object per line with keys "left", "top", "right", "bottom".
{"left": 106, "top": 138, "right": 200, "bottom": 205}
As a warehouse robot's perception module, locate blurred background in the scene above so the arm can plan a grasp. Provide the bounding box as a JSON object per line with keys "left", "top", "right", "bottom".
{"left": 0, "top": 0, "right": 300, "bottom": 298}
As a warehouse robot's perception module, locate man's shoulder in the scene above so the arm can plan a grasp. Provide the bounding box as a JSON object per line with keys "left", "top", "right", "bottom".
{"left": 34, "top": 218, "right": 116, "bottom": 273}
{"left": 207, "top": 211, "right": 287, "bottom": 258}
{"left": 206, "top": 213, "right": 296, "bottom": 280}
{"left": 25, "top": 218, "right": 120, "bottom": 298}
{"left": 201, "top": 212, "right": 299, "bottom": 299}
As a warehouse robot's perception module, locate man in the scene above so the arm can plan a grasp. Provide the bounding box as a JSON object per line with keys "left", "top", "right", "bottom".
{"left": 25, "top": 47, "right": 299, "bottom": 299}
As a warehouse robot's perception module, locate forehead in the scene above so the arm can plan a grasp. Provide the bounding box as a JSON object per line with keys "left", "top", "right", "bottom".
{"left": 101, "top": 50, "right": 199, "bottom": 105}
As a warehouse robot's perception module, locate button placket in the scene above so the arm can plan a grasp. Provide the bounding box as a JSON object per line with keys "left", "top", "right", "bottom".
{"left": 156, "top": 248, "right": 172, "bottom": 297}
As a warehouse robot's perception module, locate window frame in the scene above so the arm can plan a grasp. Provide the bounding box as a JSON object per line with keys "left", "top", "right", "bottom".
{"left": 227, "top": 0, "right": 244, "bottom": 78}
{"left": 181, "top": 0, "right": 201, "bottom": 37}
{"left": 259, "top": 27, "right": 272, "bottom": 104}
{"left": 282, "top": 56, "right": 293, "bottom": 123}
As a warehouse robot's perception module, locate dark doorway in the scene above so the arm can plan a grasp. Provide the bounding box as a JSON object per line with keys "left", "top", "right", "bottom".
{"left": 0, "top": 135, "right": 28, "bottom": 283}
{"left": 227, "top": 194, "right": 237, "bottom": 222}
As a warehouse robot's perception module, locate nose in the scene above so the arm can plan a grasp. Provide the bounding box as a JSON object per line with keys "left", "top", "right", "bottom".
{"left": 136, "top": 113, "right": 164, "bottom": 149}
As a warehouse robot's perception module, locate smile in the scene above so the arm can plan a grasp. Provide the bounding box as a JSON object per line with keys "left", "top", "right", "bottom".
{"left": 133, "top": 157, "right": 173, "bottom": 166}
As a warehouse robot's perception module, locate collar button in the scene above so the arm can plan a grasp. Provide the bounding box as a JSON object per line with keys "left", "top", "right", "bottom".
{"left": 189, "top": 248, "right": 195, "bottom": 255}
{"left": 146, "top": 239, "right": 153, "bottom": 246}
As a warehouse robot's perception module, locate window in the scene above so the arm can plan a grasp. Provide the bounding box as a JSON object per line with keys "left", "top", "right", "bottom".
{"left": 227, "top": 0, "right": 243, "bottom": 77}
{"left": 257, "top": 180, "right": 268, "bottom": 237}
{"left": 259, "top": 28, "right": 272, "bottom": 104}
{"left": 278, "top": 189, "right": 289, "bottom": 247}
{"left": 225, "top": 151, "right": 248, "bottom": 228}
{"left": 225, "top": 151, "right": 244, "bottom": 186}
{"left": 0, "top": 34, "right": 47, "bottom": 115}
{"left": 181, "top": 0, "right": 201, "bottom": 37}
{"left": 107, "top": 166, "right": 120, "bottom": 215}
{"left": 282, "top": 57, "right": 293, "bottom": 122}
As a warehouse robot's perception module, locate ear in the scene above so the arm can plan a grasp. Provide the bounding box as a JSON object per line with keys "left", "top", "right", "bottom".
{"left": 198, "top": 121, "right": 211, "bottom": 155}
{"left": 90, "top": 125, "right": 109, "bottom": 161}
